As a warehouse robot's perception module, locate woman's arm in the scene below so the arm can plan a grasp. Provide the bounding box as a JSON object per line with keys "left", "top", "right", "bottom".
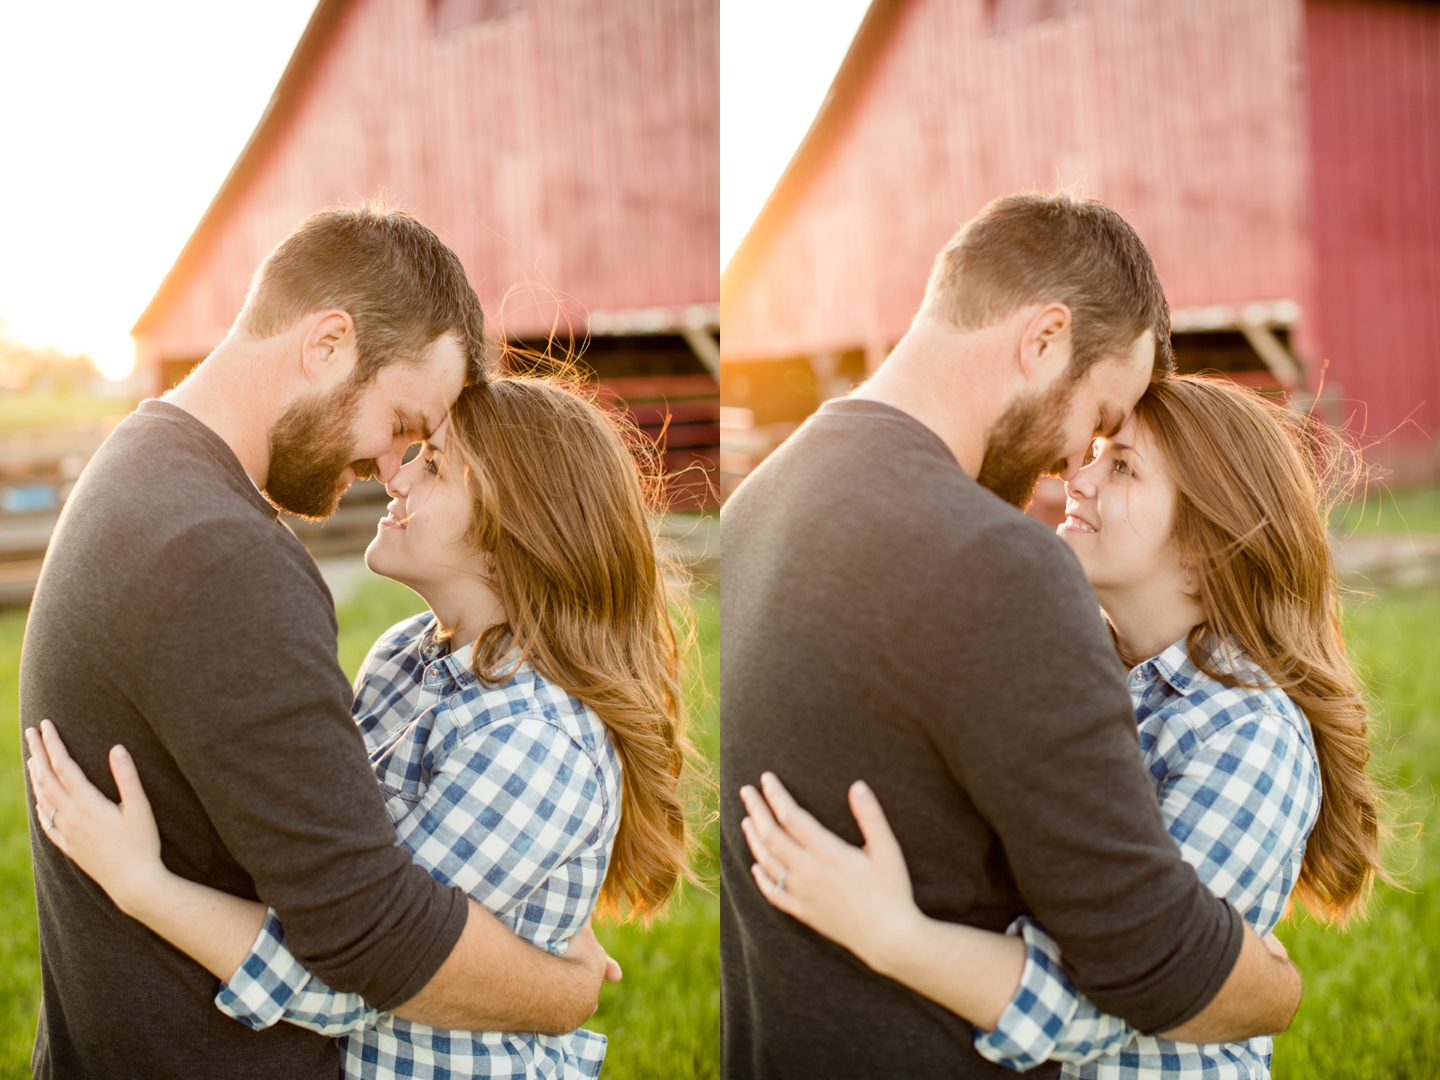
{"left": 741, "top": 775, "right": 1139, "bottom": 1066}
{"left": 739, "top": 773, "right": 1026, "bottom": 1030}
{"left": 25, "top": 720, "right": 266, "bottom": 982}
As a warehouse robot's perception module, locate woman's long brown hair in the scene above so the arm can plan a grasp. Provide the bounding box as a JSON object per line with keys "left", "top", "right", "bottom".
{"left": 445, "top": 375, "right": 700, "bottom": 919}
{"left": 1133, "top": 375, "right": 1388, "bottom": 923}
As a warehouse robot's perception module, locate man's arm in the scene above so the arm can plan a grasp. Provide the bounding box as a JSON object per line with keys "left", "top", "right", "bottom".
{"left": 146, "top": 536, "right": 605, "bottom": 1026}
{"left": 393, "top": 902, "right": 612, "bottom": 1033}
{"left": 923, "top": 523, "right": 1280, "bottom": 1037}
{"left": 1160, "top": 925, "right": 1299, "bottom": 1041}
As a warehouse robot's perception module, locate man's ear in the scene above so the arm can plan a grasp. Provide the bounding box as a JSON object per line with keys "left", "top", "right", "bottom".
{"left": 300, "top": 310, "right": 357, "bottom": 384}
{"left": 1017, "top": 303, "right": 1073, "bottom": 385}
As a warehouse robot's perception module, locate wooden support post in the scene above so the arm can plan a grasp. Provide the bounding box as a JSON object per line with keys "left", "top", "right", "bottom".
{"left": 681, "top": 327, "right": 720, "bottom": 377}
{"left": 1238, "top": 323, "right": 1303, "bottom": 392}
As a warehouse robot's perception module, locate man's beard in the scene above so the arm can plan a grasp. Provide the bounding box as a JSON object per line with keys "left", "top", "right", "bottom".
{"left": 266, "top": 380, "right": 377, "bottom": 520}
{"left": 975, "top": 377, "right": 1073, "bottom": 511}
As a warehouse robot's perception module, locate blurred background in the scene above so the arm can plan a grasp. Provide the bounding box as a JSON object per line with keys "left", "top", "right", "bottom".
{"left": 0, "top": 2, "right": 718, "bottom": 1077}
{"left": 722, "top": 1, "right": 1439, "bottom": 1075}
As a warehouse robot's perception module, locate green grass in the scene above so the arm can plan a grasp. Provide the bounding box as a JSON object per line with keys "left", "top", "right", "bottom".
{"left": 0, "top": 393, "right": 132, "bottom": 434}
{"left": 1332, "top": 485, "right": 1440, "bottom": 538}
{"left": 0, "top": 609, "right": 38, "bottom": 1075}
{"left": 1271, "top": 588, "right": 1440, "bottom": 1078}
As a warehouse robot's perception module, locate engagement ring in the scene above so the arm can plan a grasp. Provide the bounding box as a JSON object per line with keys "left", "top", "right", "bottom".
{"left": 45, "top": 807, "right": 56, "bottom": 831}
{"left": 774, "top": 866, "right": 787, "bottom": 893}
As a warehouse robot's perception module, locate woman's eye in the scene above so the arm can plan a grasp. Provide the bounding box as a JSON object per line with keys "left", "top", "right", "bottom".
{"left": 423, "top": 456, "right": 440, "bottom": 476}
{"left": 1112, "top": 458, "right": 1130, "bottom": 477}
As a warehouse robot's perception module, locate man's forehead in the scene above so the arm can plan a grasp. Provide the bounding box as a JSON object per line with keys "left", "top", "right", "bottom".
{"left": 381, "top": 338, "right": 468, "bottom": 429}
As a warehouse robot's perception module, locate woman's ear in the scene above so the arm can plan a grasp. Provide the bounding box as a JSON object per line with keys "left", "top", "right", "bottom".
{"left": 1179, "top": 555, "right": 1201, "bottom": 593}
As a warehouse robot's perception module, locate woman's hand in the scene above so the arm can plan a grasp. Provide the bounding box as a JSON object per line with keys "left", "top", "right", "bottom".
{"left": 739, "top": 772, "right": 927, "bottom": 977}
{"left": 26, "top": 719, "right": 169, "bottom": 918}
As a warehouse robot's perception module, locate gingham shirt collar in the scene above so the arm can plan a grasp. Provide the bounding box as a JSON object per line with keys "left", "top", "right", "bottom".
{"left": 1130, "top": 635, "right": 1264, "bottom": 699}
{"left": 420, "top": 616, "right": 475, "bottom": 668}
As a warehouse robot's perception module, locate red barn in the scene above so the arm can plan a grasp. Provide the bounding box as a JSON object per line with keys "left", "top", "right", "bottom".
{"left": 721, "top": 0, "right": 1440, "bottom": 497}
{"left": 134, "top": 0, "right": 719, "bottom": 509}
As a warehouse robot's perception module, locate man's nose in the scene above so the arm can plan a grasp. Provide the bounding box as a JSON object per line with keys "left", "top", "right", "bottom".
{"left": 373, "top": 444, "right": 412, "bottom": 486}
{"left": 1058, "top": 451, "right": 1089, "bottom": 484}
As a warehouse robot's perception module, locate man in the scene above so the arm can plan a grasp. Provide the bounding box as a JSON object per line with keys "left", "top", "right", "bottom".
{"left": 21, "top": 204, "right": 613, "bottom": 1079}
{"left": 720, "top": 192, "right": 1302, "bottom": 1079}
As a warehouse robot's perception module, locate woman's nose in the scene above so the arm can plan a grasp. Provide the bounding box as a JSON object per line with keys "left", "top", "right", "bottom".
{"left": 1066, "top": 462, "right": 1099, "bottom": 500}
{"left": 385, "top": 461, "right": 413, "bottom": 499}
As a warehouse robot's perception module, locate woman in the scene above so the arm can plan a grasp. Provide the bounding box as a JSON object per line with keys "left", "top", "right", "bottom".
{"left": 27, "top": 375, "right": 699, "bottom": 1079}
{"left": 741, "top": 375, "right": 1385, "bottom": 1078}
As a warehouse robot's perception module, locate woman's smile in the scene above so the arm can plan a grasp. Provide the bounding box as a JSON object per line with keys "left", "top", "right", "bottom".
{"left": 1059, "top": 506, "right": 1097, "bottom": 534}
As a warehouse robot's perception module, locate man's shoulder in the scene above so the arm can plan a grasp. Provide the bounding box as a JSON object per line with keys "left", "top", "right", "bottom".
{"left": 66, "top": 402, "right": 301, "bottom": 577}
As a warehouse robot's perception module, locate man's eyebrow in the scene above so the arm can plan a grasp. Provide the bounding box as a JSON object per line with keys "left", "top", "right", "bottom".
{"left": 397, "top": 409, "right": 433, "bottom": 440}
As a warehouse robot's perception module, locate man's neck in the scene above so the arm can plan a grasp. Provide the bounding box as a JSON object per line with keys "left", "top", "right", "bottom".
{"left": 849, "top": 317, "right": 1002, "bottom": 477}
{"left": 164, "top": 333, "right": 281, "bottom": 489}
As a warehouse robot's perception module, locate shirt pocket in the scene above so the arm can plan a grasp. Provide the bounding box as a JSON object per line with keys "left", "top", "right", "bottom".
{"left": 370, "top": 715, "right": 438, "bottom": 811}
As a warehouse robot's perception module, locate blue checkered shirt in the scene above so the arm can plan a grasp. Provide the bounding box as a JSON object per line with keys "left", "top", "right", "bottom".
{"left": 974, "top": 638, "right": 1321, "bottom": 1079}
{"left": 213, "top": 613, "right": 621, "bottom": 1079}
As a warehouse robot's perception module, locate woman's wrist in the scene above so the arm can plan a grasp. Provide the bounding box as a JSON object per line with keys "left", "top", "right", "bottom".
{"left": 858, "top": 904, "right": 934, "bottom": 982}
{"left": 108, "top": 860, "right": 178, "bottom": 924}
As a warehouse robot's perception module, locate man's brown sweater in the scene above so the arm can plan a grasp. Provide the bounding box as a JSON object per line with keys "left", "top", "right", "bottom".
{"left": 21, "top": 400, "right": 468, "bottom": 1079}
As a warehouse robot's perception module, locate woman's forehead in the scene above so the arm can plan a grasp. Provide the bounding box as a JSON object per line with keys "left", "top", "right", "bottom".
{"left": 1100, "top": 413, "right": 1161, "bottom": 468}
{"left": 426, "top": 415, "right": 451, "bottom": 449}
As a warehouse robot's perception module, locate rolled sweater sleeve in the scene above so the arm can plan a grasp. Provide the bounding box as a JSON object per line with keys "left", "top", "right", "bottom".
{"left": 924, "top": 520, "right": 1243, "bottom": 1034}
{"left": 143, "top": 530, "right": 468, "bottom": 1010}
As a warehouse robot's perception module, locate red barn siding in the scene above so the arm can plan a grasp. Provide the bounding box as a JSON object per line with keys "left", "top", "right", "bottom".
{"left": 1306, "top": 0, "right": 1440, "bottom": 472}
{"left": 722, "top": 0, "right": 1310, "bottom": 365}
{"left": 135, "top": 0, "right": 718, "bottom": 368}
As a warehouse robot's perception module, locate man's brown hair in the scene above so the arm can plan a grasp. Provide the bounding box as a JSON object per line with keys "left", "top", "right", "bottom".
{"left": 922, "top": 190, "right": 1173, "bottom": 381}
{"left": 242, "top": 201, "right": 488, "bottom": 386}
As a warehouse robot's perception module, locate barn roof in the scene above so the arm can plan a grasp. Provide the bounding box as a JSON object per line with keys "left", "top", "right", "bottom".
{"left": 133, "top": 0, "right": 352, "bottom": 335}
{"left": 719, "top": 0, "right": 1310, "bottom": 363}
{"left": 133, "top": 0, "right": 719, "bottom": 348}
{"left": 720, "top": 0, "right": 901, "bottom": 301}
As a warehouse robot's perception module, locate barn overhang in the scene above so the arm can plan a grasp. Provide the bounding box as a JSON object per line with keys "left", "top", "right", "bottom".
{"left": 589, "top": 302, "right": 719, "bottom": 375}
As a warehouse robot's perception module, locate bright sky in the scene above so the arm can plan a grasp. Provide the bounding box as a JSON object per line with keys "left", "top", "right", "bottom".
{"left": 721, "top": 0, "right": 873, "bottom": 273}
{"left": 0, "top": 1, "right": 319, "bottom": 379}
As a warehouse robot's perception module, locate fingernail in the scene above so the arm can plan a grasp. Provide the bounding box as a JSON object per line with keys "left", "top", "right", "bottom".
{"left": 853, "top": 780, "right": 873, "bottom": 798}
{"left": 112, "top": 746, "right": 129, "bottom": 762}
{"left": 760, "top": 772, "right": 776, "bottom": 785}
